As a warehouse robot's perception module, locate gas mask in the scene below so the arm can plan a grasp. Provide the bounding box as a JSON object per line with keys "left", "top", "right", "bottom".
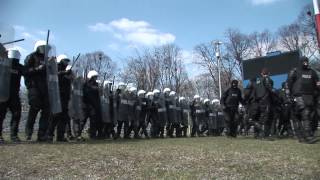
{"left": 302, "top": 60, "right": 309, "bottom": 70}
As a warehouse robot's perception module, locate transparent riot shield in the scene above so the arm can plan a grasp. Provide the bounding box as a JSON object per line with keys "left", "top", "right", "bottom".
{"left": 69, "top": 64, "right": 85, "bottom": 120}
{"left": 101, "top": 82, "right": 112, "bottom": 123}
{"left": 46, "top": 45, "right": 62, "bottom": 114}
{"left": 0, "top": 24, "right": 14, "bottom": 102}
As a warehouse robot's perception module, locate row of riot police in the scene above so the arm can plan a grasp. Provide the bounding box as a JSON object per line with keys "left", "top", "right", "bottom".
{"left": 0, "top": 38, "right": 228, "bottom": 143}
{"left": 75, "top": 81, "right": 227, "bottom": 140}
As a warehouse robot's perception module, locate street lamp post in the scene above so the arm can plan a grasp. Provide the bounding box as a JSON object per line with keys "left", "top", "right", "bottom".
{"left": 213, "top": 41, "right": 223, "bottom": 99}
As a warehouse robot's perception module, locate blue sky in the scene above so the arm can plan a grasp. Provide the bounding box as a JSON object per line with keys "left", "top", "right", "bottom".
{"left": 0, "top": 0, "right": 310, "bottom": 74}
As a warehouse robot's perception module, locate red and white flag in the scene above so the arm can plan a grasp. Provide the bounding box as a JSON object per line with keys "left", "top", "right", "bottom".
{"left": 313, "top": 0, "right": 320, "bottom": 48}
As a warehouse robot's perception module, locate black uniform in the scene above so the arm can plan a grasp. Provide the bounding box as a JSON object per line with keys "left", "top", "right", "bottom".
{"left": 83, "top": 79, "right": 103, "bottom": 139}
{"left": 24, "top": 52, "right": 50, "bottom": 141}
{"left": 168, "top": 97, "right": 180, "bottom": 137}
{"left": 114, "top": 90, "right": 130, "bottom": 139}
{"left": 278, "top": 82, "right": 293, "bottom": 137}
{"left": 287, "top": 57, "right": 319, "bottom": 143}
{"left": 0, "top": 58, "right": 25, "bottom": 142}
{"left": 151, "top": 95, "right": 166, "bottom": 138}
{"left": 136, "top": 96, "right": 149, "bottom": 138}
{"left": 126, "top": 92, "right": 139, "bottom": 138}
{"left": 221, "top": 82, "right": 244, "bottom": 137}
{"left": 190, "top": 100, "right": 201, "bottom": 137}
{"left": 46, "top": 63, "right": 72, "bottom": 141}
{"left": 243, "top": 79, "right": 258, "bottom": 135}
{"left": 252, "top": 75, "right": 274, "bottom": 139}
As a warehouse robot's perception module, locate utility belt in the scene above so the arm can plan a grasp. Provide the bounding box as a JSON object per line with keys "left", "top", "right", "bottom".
{"left": 127, "top": 100, "right": 135, "bottom": 106}
{"left": 196, "top": 109, "right": 204, "bottom": 114}
{"left": 183, "top": 109, "right": 190, "bottom": 113}
{"left": 158, "top": 108, "right": 166, "bottom": 112}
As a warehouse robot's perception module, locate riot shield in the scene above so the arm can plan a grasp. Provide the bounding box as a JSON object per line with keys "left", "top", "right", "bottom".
{"left": 69, "top": 65, "right": 85, "bottom": 120}
{"left": 101, "top": 83, "right": 112, "bottom": 123}
{"left": 168, "top": 98, "right": 178, "bottom": 124}
{"left": 46, "top": 45, "right": 62, "bottom": 114}
{"left": 181, "top": 102, "right": 190, "bottom": 126}
{"left": 0, "top": 24, "right": 14, "bottom": 102}
{"left": 208, "top": 106, "right": 216, "bottom": 130}
{"left": 157, "top": 95, "right": 167, "bottom": 127}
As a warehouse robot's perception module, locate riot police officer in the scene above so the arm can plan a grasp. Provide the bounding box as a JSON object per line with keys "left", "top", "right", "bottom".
{"left": 221, "top": 80, "right": 244, "bottom": 137}
{"left": 115, "top": 83, "right": 129, "bottom": 139}
{"left": 101, "top": 80, "right": 116, "bottom": 139}
{"left": 287, "top": 57, "right": 319, "bottom": 144}
{"left": 168, "top": 91, "right": 180, "bottom": 137}
{"left": 24, "top": 40, "right": 51, "bottom": 142}
{"left": 179, "top": 97, "right": 190, "bottom": 137}
{"left": 152, "top": 89, "right": 166, "bottom": 138}
{"left": 278, "top": 82, "right": 293, "bottom": 137}
{"left": 46, "top": 55, "right": 72, "bottom": 142}
{"left": 0, "top": 49, "right": 24, "bottom": 143}
{"left": 136, "top": 90, "right": 149, "bottom": 138}
{"left": 83, "top": 70, "right": 103, "bottom": 139}
{"left": 252, "top": 68, "right": 274, "bottom": 140}
{"left": 126, "top": 86, "right": 139, "bottom": 138}
{"left": 163, "top": 88, "right": 171, "bottom": 137}
{"left": 190, "top": 95, "right": 202, "bottom": 137}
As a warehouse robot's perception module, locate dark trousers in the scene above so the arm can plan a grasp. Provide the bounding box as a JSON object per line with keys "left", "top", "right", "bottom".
{"left": 136, "top": 112, "right": 149, "bottom": 137}
{"left": 252, "top": 100, "right": 272, "bottom": 138}
{"left": 278, "top": 104, "right": 293, "bottom": 136}
{"left": 223, "top": 107, "right": 239, "bottom": 137}
{"left": 103, "top": 122, "right": 115, "bottom": 138}
{"left": 25, "top": 106, "right": 49, "bottom": 140}
{"left": 191, "top": 117, "right": 200, "bottom": 137}
{"left": 0, "top": 97, "right": 21, "bottom": 138}
{"left": 116, "top": 120, "right": 129, "bottom": 138}
{"left": 169, "top": 123, "right": 181, "bottom": 137}
{"left": 47, "top": 105, "right": 69, "bottom": 140}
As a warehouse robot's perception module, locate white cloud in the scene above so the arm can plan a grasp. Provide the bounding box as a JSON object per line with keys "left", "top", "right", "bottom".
{"left": 88, "top": 23, "right": 111, "bottom": 32}
{"left": 88, "top": 18, "right": 176, "bottom": 46}
{"left": 249, "top": 0, "right": 282, "bottom": 5}
{"left": 13, "top": 25, "right": 25, "bottom": 31}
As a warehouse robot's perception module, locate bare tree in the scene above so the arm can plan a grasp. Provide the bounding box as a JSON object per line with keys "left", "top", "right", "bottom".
{"left": 224, "top": 28, "right": 252, "bottom": 78}
{"left": 75, "top": 51, "right": 116, "bottom": 81}
{"left": 249, "top": 30, "right": 277, "bottom": 57}
{"left": 121, "top": 44, "right": 190, "bottom": 95}
{"left": 194, "top": 41, "right": 240, "bottom": 95}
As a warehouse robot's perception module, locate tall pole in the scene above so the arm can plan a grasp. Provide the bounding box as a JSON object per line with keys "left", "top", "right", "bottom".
{"left": 313, "top": 0, "right": 320, "bottom": 48}
{"left": 213, "top": 41, "right": 223, "bottom": 99}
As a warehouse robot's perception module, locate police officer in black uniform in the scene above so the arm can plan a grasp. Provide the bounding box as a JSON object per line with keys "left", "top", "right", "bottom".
{"left": 221, "top": 80, "right": 244, "bottom": 137}
{"left": 24, "top": 40, "right": 51, "bottom": 142}
{"left": 46, "top": 54, "right": 72, "bottom": 142}
{"left": 83, "top": 70, "right": 103, "bottom": 139}
{"left": 252, "top": 68, "right": 274, "bottom": 140}
{"left": 243, "top": 78, "right": 257, "bottom": 135}
{"left": 278, "top": 82, "right": 293, "bottom": 137}
{"left": 0, "top": 49, "right": 25, "bottom": 143}
{"left": 287, "top": 56, "right": 318, "bottom": 144}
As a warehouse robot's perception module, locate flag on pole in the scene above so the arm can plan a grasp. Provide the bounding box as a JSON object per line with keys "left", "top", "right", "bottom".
{"left": 313, "top": 0, "right": 320, "bottom": 48}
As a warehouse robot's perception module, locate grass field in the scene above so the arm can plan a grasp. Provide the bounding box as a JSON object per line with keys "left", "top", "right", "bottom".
{"left": 0, "top": 136, "right": 320, "bottom": 179}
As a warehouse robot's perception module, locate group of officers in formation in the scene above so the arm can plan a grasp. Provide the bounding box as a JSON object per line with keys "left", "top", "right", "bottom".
{"left": 0, "top": 39, "right": 319, "bottom": 145}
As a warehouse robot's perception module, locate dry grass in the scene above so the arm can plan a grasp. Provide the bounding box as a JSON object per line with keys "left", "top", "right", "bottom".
{"left": 0, "top": 136, "right": 320, "bottom": 179}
